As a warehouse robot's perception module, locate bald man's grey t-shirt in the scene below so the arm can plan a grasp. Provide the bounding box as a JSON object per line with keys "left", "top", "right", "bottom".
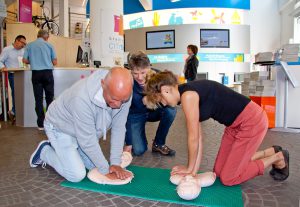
{"left": 45, "top": 70, "right": 132, "bottom": 174}
{"left": 178, "top": 80, "right": 250, "bottom": 126}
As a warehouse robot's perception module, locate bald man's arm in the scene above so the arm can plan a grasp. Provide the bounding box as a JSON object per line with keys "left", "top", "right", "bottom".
{"left": 71, "top": 97, "right": 110, "bottom": 174}
{"left": 110, "top": 96, "right": 132, "bottom": 166}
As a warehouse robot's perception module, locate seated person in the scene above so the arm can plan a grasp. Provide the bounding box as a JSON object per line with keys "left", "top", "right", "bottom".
{"left": 124, "top": 51, "right": 176, "bottom": 156}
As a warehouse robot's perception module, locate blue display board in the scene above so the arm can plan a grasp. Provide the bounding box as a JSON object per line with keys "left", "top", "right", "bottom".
{"left": 148, "top": 53, "right": 244, "bottom": 63}
{"left": 148, "top": 54, "right": 184, "bottom": 63}
{"left": 287, "top": 58, "right": 300, "bottom": 65}
{"left": 198, "top": 53, "right": 244, "bottom": 62}
{"left": 153, "top": 0, "right": 250, "bottom": 10}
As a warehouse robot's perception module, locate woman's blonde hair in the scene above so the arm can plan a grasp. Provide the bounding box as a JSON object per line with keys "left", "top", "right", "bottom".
{"left": 144, "top": 71, "right": 178, "bottom": 109}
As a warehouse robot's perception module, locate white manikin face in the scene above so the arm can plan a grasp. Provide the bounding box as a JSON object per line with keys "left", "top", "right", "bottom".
{"left": 176, "top": 175, "right": 201, "bottom": 200}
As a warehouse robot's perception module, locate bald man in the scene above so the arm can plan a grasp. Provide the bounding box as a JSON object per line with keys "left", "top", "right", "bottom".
{"left": 29, "top": 68, "right": 133, "bottom": 182}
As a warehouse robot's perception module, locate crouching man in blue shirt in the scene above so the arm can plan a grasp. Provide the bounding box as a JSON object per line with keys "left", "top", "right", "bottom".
{"left": 124, "top": 51, "right": 176, "bottom": 156}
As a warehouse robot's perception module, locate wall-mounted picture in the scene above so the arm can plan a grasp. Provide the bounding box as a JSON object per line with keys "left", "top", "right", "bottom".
{"left": 146, "top": 30, "right": 175, "bottom": 50}
{"left": 200, "top": 29, "right": 230, "bottom": 48}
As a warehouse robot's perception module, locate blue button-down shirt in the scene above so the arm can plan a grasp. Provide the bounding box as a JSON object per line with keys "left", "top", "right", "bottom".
{"left": 0, "top": 45, "right": 24, "bottom": 69}
{"left": 23, "top": 38, "right": 56, "bottom": 70}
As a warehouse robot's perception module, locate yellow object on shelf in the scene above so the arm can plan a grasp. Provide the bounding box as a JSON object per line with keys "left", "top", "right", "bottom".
{"left": 178, "top": 74, "right": 186, "bottom": 84}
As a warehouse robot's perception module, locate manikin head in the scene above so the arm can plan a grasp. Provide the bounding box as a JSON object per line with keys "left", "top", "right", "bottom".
{"left": 144, "top": 71, "right": 180, "bottom": 109}
{"left": 13, "top": 35, "right": 26, "bottom": 50}
{"left": 101, "top": 67, "right": 133, "bottom": 109}
{"left": 128, "top": 51, "right": 151, "bottom": 86}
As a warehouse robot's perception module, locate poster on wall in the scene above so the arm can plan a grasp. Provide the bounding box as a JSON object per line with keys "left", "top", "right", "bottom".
{"left": 100, "top": 10, "right": 124, "bottom": 66}
{"left": 19, "top": 0, "right": 32, "bottom": 22}
{"left": 146, "top": 30, "right": 175, "bottom": 50}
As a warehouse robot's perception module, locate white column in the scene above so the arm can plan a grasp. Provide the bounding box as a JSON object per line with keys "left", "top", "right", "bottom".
{"left": 90, "top": 0, "right": 124, "bottom": 67}
{"left": 59, "top": 0, "right": 69, "bottom": 37}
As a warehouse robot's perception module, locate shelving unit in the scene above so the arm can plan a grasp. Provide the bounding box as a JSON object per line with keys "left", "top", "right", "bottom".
{"left": 272, "top": 61, "right": 300, "bottom": 133}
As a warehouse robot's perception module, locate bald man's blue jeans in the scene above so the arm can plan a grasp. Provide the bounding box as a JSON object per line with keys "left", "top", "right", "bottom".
{"left": 125, "top": 106, "right": 176, "bottom": 156}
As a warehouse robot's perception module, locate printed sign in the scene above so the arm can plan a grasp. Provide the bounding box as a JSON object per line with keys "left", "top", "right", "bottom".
{"left": 147, "top": 53, "right": 244, "bottom": 63}
{"left": 129, "top": 17, "right": 144, "bottom": 29}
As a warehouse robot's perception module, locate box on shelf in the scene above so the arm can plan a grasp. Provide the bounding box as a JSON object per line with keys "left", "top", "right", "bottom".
{"left": 255, "top": 52, "right": 274, "bottom": 62}
{"left": 241, "top": 72, "right": 275, "bottom": 97}
{"left": 280, "top": 44, "right": 300, "bottom": 62}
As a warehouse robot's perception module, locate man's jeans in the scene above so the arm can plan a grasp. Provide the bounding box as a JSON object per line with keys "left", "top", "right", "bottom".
{"left": 41, "top": 121, "right": 98, "bottom": 182}
{"left": 125, "top": 106, "right": 176, "bottom": 156}
{"left": 31, "top": 70, "right": 54, "bottom": 128}
{"left": 8, "top": 73, "right": 15, "bottom": 114}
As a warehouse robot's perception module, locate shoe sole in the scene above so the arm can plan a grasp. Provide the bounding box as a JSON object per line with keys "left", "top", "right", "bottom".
{"left": 152, "top": 148, "right": 168, "bottom": 155}
{"left": 29, "top": 140, "right": 49, "bottom": 168}
{"left": 152, "top": 148, "right": 176, "bottom": 156}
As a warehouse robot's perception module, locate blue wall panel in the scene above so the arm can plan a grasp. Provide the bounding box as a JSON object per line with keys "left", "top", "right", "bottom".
{"left": 153, "top": 0, "right": 250, "bottom": 10}
{"left": 124, "top": 0, "right": 146, "bottom": 15}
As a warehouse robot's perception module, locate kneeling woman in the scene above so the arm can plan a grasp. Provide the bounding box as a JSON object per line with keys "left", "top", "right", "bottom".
{"left": 144, "top": 71, "right": 289, "bottom": 186}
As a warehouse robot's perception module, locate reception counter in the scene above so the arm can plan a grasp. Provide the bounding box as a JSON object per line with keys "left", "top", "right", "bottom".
{"left": 2, "top": 67, "right": 109, "bottom": 127}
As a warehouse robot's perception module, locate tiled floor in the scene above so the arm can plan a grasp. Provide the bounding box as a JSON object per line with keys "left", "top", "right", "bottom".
{"left": 0, "top": 107, "right": 300, "bottom": 207}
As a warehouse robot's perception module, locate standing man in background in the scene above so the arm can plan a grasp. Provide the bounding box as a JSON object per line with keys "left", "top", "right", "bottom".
{"left": 0, "top": 35, "right": 27, "bottom": 123}
{"left": 23, "top": 29, "right": 57, "bottom": 130}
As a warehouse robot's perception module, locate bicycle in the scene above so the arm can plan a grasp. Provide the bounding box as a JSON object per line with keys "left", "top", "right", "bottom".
{"left": 32, "top": 1, "right": 59, "bottom": 35}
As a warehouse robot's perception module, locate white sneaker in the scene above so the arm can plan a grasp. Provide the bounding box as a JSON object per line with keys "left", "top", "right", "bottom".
{"left": 37, "top": 127, "right": 44, "bottom": 131}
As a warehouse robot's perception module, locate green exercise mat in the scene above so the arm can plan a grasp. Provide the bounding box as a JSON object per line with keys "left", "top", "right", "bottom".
{"left": 61, "top": 165, "right": 243, "bottom": 207}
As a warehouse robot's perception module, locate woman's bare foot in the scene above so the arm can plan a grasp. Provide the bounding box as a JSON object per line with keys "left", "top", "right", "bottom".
{"left": 252, "top": 147, "right": 277, "bottom": 161}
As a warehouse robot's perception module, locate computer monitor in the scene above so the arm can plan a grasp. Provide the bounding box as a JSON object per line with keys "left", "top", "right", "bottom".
{"left": 196, "top": 72, "right": 208, "bottom": 80}
{"left": 200, "top": 29, "right": 230, "bottom": 48}
{"left": 146, "top": 30, "right": 175, "bottom": 50}
{"left": 76, "top": 45, "right": 83, "bottom": 63}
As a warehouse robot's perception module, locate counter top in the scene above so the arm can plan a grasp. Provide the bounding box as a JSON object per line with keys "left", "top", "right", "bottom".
{"left": 2, "top": 66, "right": 110, "bottom": 72}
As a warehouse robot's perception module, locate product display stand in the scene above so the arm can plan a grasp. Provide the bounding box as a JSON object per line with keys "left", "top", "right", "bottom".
{"left": 271, "top": 61, "right": 300, "bottom": 133}
{"left": 253, "top": 61, "right": 275, "bottom": 80}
